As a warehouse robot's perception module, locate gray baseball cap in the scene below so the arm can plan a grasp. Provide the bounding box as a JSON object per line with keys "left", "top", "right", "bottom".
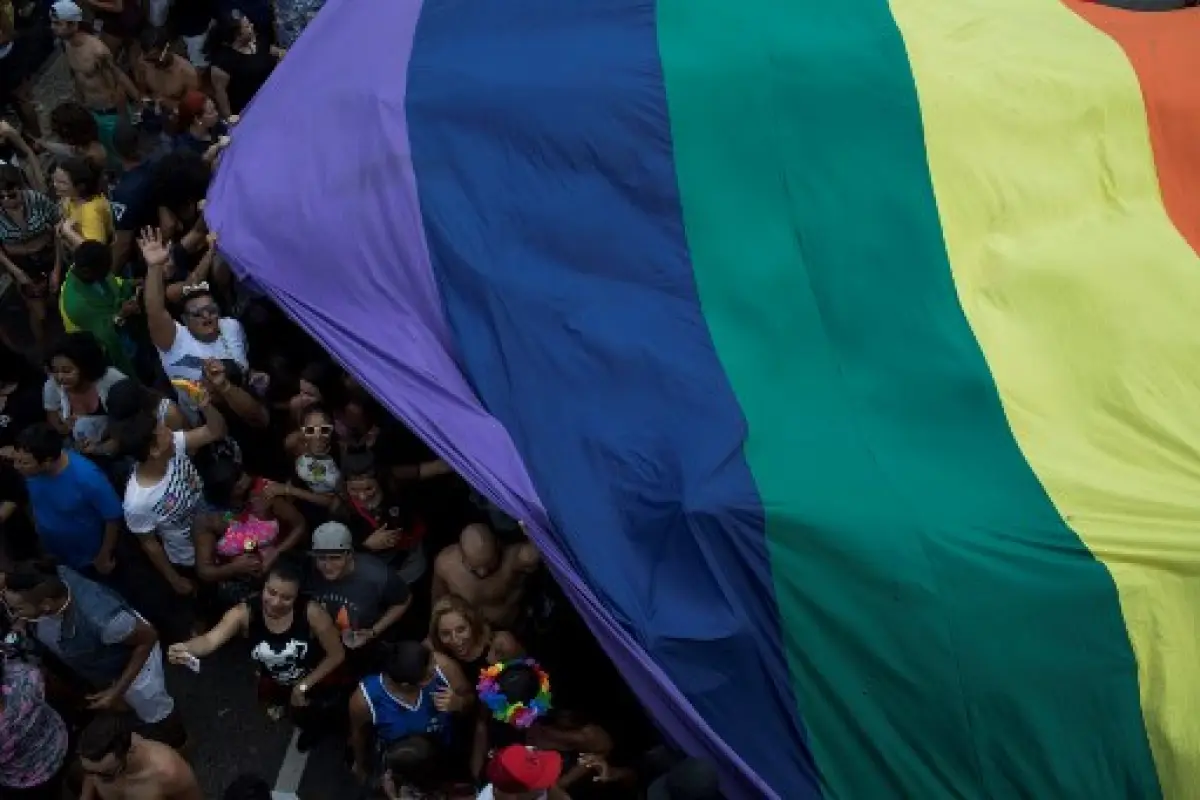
{"left": 311, "top": 521, "right": 353, "bottom": 553}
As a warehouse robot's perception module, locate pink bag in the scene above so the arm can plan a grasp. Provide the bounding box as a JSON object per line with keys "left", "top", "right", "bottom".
{"left": 216, "top": 516, "right": 280, "bottom": 558}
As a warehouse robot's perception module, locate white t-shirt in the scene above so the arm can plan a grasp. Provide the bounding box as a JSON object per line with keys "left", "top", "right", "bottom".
{"left": 124, "top": 431, "right": 206, "bottom": 566}
{"left": 159, "top": 319, "right": 248, "bottom": 380}
{"left": 159, "top": 318, "right": 248, "bottom": 416}
{"left": 42, "top": 367, "right": 127, "bottom": 445}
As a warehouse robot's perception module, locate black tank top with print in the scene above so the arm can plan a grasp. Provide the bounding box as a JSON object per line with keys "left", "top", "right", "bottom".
{"left": 246, "top": 598, "right": 320, "bottom": 687}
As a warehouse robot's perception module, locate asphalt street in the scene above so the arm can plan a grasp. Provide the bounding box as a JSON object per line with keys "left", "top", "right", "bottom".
{"left": 167, "top": 636, "right": 357, "bottom": 798}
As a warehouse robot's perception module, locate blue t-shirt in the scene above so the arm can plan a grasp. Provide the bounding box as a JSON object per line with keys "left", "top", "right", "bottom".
{"left": 25, "top": 454, "right": 123, "bottom": 569}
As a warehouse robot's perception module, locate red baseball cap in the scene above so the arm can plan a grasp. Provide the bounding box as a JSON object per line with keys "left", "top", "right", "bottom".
{"left": 487, "top": 746, "right": 564, "bottom": 792}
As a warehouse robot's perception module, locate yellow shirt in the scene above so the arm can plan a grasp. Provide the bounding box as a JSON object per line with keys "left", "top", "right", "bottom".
{"left": 62, "top": 196, "right": 115, "bottom": 246}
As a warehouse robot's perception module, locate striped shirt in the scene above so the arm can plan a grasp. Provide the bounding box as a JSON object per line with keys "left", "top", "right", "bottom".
{"left": 124, "top": 431, "right": 206, "bottom": 566}
{"left": 0, "top": 190, "right": 59, "bottom": 247}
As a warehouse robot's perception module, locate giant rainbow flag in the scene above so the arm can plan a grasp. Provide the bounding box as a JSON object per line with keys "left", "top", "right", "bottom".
{"left": 207, "top": 0, "right": 1200, "bottom": 795}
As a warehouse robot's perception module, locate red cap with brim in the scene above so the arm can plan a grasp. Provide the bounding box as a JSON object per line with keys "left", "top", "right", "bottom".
{"left": 487, "top": 746, "right": 564, "bottom": 792}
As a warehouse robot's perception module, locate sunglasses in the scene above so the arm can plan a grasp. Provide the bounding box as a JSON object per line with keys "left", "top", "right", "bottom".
{"left": 0, "top": 186, "right": 19, "bottom": 197}
{"left": 302, "top": 424, "right": 333, "bottom": 437}
{"left": 314, "top": 552, "right": 347, "bottom": 562}
{"left": 185, "top": 304, "right": 219, "bottom": 318}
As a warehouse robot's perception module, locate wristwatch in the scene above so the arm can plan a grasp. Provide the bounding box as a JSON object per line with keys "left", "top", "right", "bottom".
{"left": 296, "top": 683, "right": 310, "bottom": 695}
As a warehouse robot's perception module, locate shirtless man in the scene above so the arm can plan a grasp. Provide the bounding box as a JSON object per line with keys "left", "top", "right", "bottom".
{"left": 80, "top": 713, "right": 203, "bottom": 800}
{"left": 432, "top": 523, "right": 540, "bottom": 629}
{"left": 50, "top": 1, "right": 138, "bottom": 149}
{"left": 135, "top": 28, "right": 198, "bottom": 114}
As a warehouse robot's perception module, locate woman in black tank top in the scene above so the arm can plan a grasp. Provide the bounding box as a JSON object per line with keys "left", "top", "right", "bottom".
{"left": 246, "top": 586, "right": 319, "bottom": 687}
{"left": 167, "top": 560, "right": 346, "bottom": 750}
{"left": 428, "top": 595, "right": 523, "bottom": 684}
{"left": 428, "top": 595, "right": 525, "bottom": 775}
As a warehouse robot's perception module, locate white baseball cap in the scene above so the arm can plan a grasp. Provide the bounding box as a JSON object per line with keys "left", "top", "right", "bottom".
{"left": 50, "top": 1, "right": 84, "bottom": 22}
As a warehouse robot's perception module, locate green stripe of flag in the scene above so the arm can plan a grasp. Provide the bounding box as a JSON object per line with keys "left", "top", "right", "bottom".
{"left": 656, "top": 1, "right": 1158, "bottom": 796}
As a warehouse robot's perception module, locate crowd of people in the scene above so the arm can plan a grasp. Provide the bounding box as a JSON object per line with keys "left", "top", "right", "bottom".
{"left": 0, "top": 1, "right": 725, "bottom": 799}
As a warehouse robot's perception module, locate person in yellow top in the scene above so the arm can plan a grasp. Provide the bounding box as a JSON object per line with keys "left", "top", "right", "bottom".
{"left": 52, "top": 157, "right": 114, "bottom": 270}
{"left": 51, "top": 157, "right": 137, "bottom": 375}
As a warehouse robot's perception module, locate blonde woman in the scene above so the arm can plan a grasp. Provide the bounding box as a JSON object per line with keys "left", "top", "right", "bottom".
{"left": 427, "top": 594, "right": 523, "bottom": 684}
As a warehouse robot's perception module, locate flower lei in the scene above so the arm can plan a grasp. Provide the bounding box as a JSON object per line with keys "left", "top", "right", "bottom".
{"left": 476, "top": 658, "right": 551, "bottom": 729}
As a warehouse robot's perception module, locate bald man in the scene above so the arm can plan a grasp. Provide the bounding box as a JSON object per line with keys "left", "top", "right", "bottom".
{"left": 432, "top": 524, "right": 540, "bottom": 629}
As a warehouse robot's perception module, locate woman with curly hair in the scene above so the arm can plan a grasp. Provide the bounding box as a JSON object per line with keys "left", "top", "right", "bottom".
{"left": 46, "top": 102, "right": 108, "bottom": 172}
{"left": 42, "top": 330, "right": 127, "bottom": 452}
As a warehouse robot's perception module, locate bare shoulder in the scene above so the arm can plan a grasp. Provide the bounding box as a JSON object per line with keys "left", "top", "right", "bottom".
{"left": 86, "top": 35, "right": 112, "bottom": 59}
{"left": 490, "top": 630, "right": 523, "bottom": 660}
{"left": 305, "top": 599, "right": 332, "bottom": 626}
{"left": 145, "top": 737, "right": 194, "bottom": 777}
{"left": 433, "top": 650, "right": 468, "bottom": 684}
{"left": 434, "top": 544, "right": 462, "bottom": 573}
{"left": 509, "top": 540, "right": 540, "bottom": 571}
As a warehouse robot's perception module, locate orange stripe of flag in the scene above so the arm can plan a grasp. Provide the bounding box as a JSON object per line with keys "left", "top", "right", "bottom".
{"left": 1062, "top": 3, "right": 1200, "bottom": 254}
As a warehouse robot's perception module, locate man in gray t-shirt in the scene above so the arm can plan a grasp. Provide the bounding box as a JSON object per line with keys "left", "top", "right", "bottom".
{"left": 307, "top": 522, "right": 412, "bottom": 653}
{"left": 36, "top": 610, "right": 174, "bottom": 723}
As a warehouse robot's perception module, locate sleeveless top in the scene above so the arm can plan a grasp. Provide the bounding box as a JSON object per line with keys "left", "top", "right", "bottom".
{"left": 458, "top": 634, "right": 494, "bottom": 685}
{"left": 246, "top": 599, "right": 319, "bottom": 687}
{"left": 359, "top": 666, "right": 451, "bottom": 745}
{"left": 210, "top": 47, "right": 276, "bottom": 114}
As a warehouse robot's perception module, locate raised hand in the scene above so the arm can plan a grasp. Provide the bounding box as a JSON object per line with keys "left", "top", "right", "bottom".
{"left": 137, "top": 226, "right": 170, "bottom": 267}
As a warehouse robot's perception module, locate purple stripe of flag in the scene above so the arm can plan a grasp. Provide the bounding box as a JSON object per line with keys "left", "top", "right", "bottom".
{"left": 205, "top": 0, "right": 767, "bottom": 792}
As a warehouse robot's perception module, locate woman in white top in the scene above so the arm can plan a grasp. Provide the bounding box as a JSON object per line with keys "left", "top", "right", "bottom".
{"left": 114, "top": 387, "right": 229, "bottom": 600}
{"left": 137, "top": 227, "right": 248, "bottom": 416}
{"left": 280, "top": 405, "right": 343, "bottom": 530}
{"left": 42, "top": 331, "right": 126, "bottom": 457}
